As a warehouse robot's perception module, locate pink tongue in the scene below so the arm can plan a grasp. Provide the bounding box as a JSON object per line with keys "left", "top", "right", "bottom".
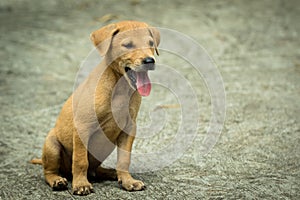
{"left": 136, "top": 71, "right": 151, "bottom": 96}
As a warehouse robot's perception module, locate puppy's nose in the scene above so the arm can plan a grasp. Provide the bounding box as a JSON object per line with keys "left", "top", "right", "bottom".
{"left": 142, "top": 57, "right": 155, "bottom": 64}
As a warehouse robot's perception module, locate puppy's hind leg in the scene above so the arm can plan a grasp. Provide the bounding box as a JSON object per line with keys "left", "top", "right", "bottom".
{"left": 42, "top": 129, "right": 68, "bottom": 190}
{"left": 96, "top": 166, "right": 117, "bottom": 181}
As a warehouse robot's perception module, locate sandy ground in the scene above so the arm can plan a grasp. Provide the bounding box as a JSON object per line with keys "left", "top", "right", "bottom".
{"left": 1, "top": 0, "right": 300, "bottom": 199}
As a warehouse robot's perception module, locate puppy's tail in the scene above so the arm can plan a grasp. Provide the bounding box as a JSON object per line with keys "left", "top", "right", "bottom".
{"left": 30, "top": 158, "right": 43, "bottom": 165}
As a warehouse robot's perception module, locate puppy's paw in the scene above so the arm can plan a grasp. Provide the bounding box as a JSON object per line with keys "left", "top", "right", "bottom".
{"left": 73, "top": 182, "right": 94, "bottom": 196}
{"left": 119, "top": 178, "right": 146, "bottom": 191}
{"left": 52, "top": 177, "right": 68, "bottom": 191}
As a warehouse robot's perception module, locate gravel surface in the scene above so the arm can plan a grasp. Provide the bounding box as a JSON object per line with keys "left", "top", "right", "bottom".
{"left": 1, "top": 0, "right": 299, "bottom": 199}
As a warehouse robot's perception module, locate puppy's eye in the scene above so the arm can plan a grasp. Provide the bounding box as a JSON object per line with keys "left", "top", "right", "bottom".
{"left": 149, "top": 40, "right": 154, "bottom": 47}
{"left": 122, "top": 42, "right": 134, "bottom": 49}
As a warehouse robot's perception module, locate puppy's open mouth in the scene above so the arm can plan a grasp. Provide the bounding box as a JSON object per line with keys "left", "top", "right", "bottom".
{"left": 125, "top": 67, "right": 151, "bottom": 97}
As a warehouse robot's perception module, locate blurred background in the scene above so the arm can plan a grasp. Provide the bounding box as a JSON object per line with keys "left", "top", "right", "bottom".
{"left": 0, "top": 0, "right": 299, "bottom": 199}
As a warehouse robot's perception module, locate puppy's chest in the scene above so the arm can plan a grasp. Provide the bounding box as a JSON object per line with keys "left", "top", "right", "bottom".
{"left": 96, "top": 99, "right": 140, "bottom": 135}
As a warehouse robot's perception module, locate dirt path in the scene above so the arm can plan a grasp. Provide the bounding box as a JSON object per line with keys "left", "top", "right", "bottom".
{"left": 1, "top": 0, "right": 299, "bottom": 199}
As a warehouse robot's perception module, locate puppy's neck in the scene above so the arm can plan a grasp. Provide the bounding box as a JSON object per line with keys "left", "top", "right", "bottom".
{"left": 102, "top": 58, "right": 136, "bottom": 97}
{"left": 103, "top": 57, "right": 122, "bottom": 75}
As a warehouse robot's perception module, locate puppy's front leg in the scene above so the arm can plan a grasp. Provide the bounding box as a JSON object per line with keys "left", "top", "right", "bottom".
{"left": 116, "top": 131, "right": 145, "bottom": 191}
{"left": 72, "top": 133, "right": 93, "bottom": 195}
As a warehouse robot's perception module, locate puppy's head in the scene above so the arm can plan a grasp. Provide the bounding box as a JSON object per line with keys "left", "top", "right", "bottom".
{"left": 90, "top": 21, "right": 160, "bottom": 96}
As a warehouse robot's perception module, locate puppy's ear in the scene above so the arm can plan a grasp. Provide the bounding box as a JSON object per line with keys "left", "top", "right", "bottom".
{"left": 90, "top": 24, "right": 119, "bottom": 56}
{"left": 148, "top": 27, "right": 160, "bottom": 56}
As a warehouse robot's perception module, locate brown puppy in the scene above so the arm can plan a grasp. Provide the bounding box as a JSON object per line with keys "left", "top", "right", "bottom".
{"left": 31, "top": 21, "right": 160, "bottom": 195}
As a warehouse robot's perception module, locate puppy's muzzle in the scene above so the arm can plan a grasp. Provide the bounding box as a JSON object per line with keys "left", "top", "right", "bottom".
{"left": 124, "top": 57, "right": 155, "bottom": 96}
{"left": 136, "top": 57, "right": 155, "bottom": 71}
